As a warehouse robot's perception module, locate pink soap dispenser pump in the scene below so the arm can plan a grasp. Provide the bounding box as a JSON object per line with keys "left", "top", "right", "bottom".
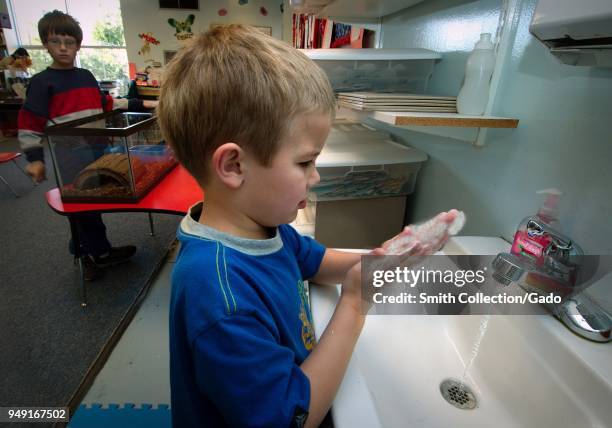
{"left": 535, "top": 188, "right": 562, "bottom": 229}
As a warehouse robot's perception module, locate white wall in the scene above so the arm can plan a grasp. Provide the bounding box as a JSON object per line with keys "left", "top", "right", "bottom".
{"left": 119, "top": 0, "right": 284, "bottom": 71}
{"left": 372, "top": 0, "right": 612, "bottom": 255}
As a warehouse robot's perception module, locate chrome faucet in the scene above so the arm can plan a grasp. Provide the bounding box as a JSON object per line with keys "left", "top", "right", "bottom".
{"left": 492, "top": 220, "right": 612, "bottom": 343}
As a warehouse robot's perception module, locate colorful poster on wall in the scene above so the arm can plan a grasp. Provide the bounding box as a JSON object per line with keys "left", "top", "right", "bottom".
{"left": 168, "top": 14, "right": 195, "bottom": 41}
{"left": 138, "top": 32, "right": 160, "bottom": 62}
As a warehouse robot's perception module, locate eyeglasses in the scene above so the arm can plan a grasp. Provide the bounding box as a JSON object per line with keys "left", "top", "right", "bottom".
{"left": 48, "top": 38, "right": 77, "bottom": 48}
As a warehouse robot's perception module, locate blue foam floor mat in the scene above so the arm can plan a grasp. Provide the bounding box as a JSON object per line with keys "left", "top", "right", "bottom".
{"left": 68, "top": 403, "right": 171, "bottom": 427}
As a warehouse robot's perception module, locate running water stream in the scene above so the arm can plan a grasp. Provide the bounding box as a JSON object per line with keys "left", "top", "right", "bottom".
{"left": 461, "top": 315, "right": 491, "bottom": 386}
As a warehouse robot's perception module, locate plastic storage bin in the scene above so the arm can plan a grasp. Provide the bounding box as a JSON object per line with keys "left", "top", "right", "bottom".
{"left": 303, "top": 49, "right": 441, "bottom": 94}
{"left": 46, "top": 111, "right": 176, "bottom": 203}
{"left": 310, "top": 137, "right": 427, "bottom": 201}
{"left": 292, "top": 122, "right": 428, "bottom": 247}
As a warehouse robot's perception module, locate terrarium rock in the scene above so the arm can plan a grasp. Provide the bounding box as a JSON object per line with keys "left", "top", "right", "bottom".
{"left": 74, "top": 153, "right": 147, "bottom": 190}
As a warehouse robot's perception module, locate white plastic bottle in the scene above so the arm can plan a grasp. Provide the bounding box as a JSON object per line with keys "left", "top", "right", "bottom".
{"left": 456, "top": 33, "right": 496, "bottom": 116}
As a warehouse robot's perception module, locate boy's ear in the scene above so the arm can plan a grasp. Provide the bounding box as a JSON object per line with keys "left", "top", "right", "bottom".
{"left": 211, "top": 143, "right": 245, "bottom": 189}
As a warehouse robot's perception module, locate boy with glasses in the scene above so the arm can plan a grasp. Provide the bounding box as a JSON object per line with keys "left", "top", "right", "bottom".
{"left": 18, "top": 10, "right": 157, "bottom": 280}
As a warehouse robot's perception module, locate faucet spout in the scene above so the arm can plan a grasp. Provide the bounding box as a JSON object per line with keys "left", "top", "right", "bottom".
{"left": 491, "top": 225, "right": 612, "bottom": 343}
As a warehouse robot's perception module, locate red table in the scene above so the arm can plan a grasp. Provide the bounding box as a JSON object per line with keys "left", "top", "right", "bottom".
{"left": 46, "top": 165, "right": 203, "bottom": 306}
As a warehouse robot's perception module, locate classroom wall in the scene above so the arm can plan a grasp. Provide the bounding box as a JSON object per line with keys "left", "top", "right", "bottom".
{"left": 119, "top": 0, "right": 284, "bottom": 71}
{"left": 372, "top": 0, "right": 612, "bottom": 255}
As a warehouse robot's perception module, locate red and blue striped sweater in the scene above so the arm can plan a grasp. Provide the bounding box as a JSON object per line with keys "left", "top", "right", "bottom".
{"left": 18, "top": 67, "right": 143, "bottom": 163}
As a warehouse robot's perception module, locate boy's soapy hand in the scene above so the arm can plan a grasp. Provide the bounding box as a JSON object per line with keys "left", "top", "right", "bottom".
{"left": 338, "top": 210, "right": 465, "bottom": 313}
{"left": 382, "top": 209, "right": 466, "bottom": 256}
{"left": 26, "top": 161, "right": 46, "bottom": 183}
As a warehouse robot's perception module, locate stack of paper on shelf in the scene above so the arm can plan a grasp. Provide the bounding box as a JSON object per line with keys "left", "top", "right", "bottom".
{"left": 337, "top": 92, "right": 457, "bottom": 112}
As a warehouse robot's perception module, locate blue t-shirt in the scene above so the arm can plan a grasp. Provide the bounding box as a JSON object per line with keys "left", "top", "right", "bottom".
{"left": 170, "top": 202, "right": 326, "bottom": 427}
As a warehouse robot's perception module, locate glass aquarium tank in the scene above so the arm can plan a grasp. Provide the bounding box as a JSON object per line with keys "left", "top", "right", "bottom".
{"left": 46, "top": 111, "right": 176, "bottom": 202}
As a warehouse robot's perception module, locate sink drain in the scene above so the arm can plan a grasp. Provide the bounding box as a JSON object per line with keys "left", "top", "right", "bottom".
{"left": 440, "top": 379, "right": 477, "bottom": 410}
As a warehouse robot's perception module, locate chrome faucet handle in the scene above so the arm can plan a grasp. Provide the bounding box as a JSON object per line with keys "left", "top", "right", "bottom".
{"left": 558, "top": 293, "right": 612, "bottom": 343}
{"left": 527, "top": 220, "right": 579, "bottom": 255}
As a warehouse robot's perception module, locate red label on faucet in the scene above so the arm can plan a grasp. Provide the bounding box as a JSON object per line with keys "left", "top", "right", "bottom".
{"left": 511, "top": 232, "right": 548, "bottom": 260}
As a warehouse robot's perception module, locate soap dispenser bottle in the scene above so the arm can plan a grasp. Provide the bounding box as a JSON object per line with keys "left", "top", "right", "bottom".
{"left": 456, "top": 33, "right": 496, "bottom": 116}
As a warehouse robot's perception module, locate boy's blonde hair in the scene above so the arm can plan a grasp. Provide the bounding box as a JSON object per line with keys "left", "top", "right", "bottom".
{"left": 157, "top": 25, "right": 335, "bottom": 184}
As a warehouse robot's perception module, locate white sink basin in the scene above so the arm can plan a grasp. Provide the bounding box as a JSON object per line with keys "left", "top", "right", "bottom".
{"left": 309, "top": 237, "right": 612, "bottom": 428}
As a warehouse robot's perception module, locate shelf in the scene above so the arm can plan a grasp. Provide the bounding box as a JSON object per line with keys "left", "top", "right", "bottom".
{"left": 302, "top": 48, "right": 441, "bottom": 61}
{"left": 368, "top": 111, "right": 519, "bottom": 128}
{"left": 338, "top": 107, "right": 519, "bottom": 144}
{"left": 292, "top": 0, "right": 426, "bottom": 19}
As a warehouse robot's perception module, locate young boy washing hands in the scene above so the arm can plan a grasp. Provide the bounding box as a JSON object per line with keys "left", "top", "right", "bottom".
{"left": 157, "top": 24, "right": 462, "bottom": 428}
